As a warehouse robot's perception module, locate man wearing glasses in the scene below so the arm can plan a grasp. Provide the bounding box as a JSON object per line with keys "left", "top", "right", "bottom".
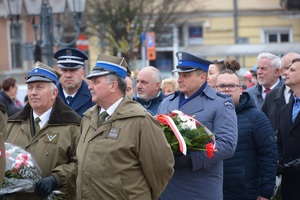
{"left": 216, "top": 69, "right": 277, "bottom": 200}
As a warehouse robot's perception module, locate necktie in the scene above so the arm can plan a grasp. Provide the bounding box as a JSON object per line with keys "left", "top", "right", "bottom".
{"left": 99, "top": 111, "right": 109, "bottom": 126}
{"left": 292, "top": 98, "right": 300, "bottom": 123}
{"left": 34, "top": 117, "right": 41, "bottom": 133}
{"left": 66, "top": 96, "right": 74, "bottom": 106}
{"left": 264, "top": 88, "right": 270, "bottom": 94}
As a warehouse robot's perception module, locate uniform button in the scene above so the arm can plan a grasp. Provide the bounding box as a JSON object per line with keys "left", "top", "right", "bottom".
{"left": 89, "top": 141, "right": 92, "bottom": 143}
{"left": 82, "top": 168, "right": 85, "bottom": 171}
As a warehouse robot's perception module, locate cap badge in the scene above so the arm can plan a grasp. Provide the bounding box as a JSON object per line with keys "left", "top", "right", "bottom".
{"left": 34, "top": 68, "right": 39, "bottom": 73}
{"left": 66, "top": 49, "right": 72, "bottom": 56}
{"left": 178, "top": 52, "right": 183, "bottom": 60}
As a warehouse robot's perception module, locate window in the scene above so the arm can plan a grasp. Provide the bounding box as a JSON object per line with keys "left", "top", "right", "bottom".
{"left": 188, "top": 26, "right": 203, "bottom": 45}
{"left": 262, "top": 28, "right": 292, "bottom": 43}
{"left": 10, "top": 23, "right": 23, "bottom": 69}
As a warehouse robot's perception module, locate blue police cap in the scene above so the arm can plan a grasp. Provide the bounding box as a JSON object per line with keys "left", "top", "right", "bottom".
{"left": 173, "top": 51, "right": 213, "bottom": 73}
{"left": 54, "top": 47, "right": 88, "bottom": 69}
{"left": 25, "top": 61, "right": 61, "bottom": 85}
{"left": 86, "top": 54, "right": 128, "bottom": 79}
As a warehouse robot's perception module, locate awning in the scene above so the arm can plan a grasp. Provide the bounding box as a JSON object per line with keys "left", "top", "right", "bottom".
{"left": 180, "top": 43, "right": 300, "bottom": 57}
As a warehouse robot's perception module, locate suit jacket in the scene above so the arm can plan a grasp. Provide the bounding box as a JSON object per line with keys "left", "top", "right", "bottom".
{"left": 246, "top": 78, "right": 284, "bottom": 109}
{"left": 261, "top": 84, "right": 287, "bottom": 132}
{"left": 58, "top": 80, "right": 94, "bottom": 117}
{"left": 277, "top": 102, "right": 300, "bottom": 200}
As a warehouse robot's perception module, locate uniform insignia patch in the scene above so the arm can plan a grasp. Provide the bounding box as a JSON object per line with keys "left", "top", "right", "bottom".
{"left": 44, "top": 133, "right": 58, "bottom": 143}
{"left": 107, "top": 128, "right": 120, "bottom": 139}
{"left": 224, "top": 101, "right": 233, "bottom": 107}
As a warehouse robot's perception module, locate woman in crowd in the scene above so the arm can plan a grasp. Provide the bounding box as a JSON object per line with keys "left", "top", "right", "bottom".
{"left": 0, "top": 77, "right": 22, "bottom": 116}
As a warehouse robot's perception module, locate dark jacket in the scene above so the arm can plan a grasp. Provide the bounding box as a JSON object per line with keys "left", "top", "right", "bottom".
{"left": 0, "top": 91, "right": 22, "bottom": 117}
{"left": 58, "top": 80, "right": 95, "bottom": 117}
{"left": 245, "top": 78, "right": 284, "bottom": 109}
{"left": 261, "top": 84, "right": 287, "bottom": 132}
{"left": 223, "top": 92, "right": 277, "bottom": 200}
{"left": 277, "top": 100, "right": 300, "bottom": 200}
{"left": 136, "top": 90, "right": 165, "bottom": 115}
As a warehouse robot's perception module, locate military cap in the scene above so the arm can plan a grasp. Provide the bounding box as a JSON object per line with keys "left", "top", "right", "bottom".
{"left": 0, "top": 134, "right": 5, "bottom": 187}
{"left": 86, "top": 54, "right": 128, "bottom": 79}
{"left": 25, "top": 61, "right": 61, "bottom": 85}
{"left": 173, "top": 51, "right": 213, "bottom": 73}
{"left": 54, "top": 47, "right": 88, "bottom": 69}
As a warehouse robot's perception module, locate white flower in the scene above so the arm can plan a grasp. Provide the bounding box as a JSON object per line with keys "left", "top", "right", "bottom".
{"left": 173, "top": 110, "right": 197, "bottom": 130}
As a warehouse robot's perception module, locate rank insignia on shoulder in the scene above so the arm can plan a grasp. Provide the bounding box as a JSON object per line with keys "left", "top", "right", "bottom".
{"left": 224, "top": 101, "right": 233, "bottom": 108}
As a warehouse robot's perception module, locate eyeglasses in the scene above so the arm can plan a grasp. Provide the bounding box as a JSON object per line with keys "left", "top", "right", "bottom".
{"left": 292, "top": 58, "right": 300, "bottom": 64}
{"left": 216, "top": 84, "right": 240, "bottom": 92}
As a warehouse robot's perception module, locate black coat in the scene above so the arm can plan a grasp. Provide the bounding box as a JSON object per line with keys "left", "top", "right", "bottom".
{"left": 223, "top": 92, "right": 277, "bottom": 200}
{"left": 278, "top": 101, "right": 300, "bottom": 200}
{"left": 0, "top": 91, "right": 22, "bottom": 117}
{"left": 261, "top": 84, "right": 287, "bottom": 132}
{"left": 58, "top": 80, "right": 95, "bottom": 117}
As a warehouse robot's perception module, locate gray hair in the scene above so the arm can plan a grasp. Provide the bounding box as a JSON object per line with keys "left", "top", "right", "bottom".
{"left": 257, "top": 52, "right": 281, "bottom": 71}
{"left": 49, "top": 82, "right": 57, "bottom": 91}
{"left": 105, "top": 74, "right": 127, "bottom": 94}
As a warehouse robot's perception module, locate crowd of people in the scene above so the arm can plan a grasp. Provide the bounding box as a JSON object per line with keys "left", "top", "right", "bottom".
{"left": 0, "top": 48, "right": 299, "bottom": 200}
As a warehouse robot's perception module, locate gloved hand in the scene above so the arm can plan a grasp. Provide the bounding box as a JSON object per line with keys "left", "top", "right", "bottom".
{"left": 35, "top": 175, "right": 57, "bottom": 198}
{"left": 277, "top": 163, "right": 285, "bottom": 175}
{"left": 285, "top": 158, "right": 300, "bottom": 170}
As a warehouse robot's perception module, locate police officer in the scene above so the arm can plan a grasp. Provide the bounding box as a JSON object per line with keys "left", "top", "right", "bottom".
{"left": 54, "top": 48, "right": 95, "bottom": 117}
{"left": 3, "top": 61, "right": 81, "bottom": 199}
{"left": 157, "top": 52, "right": 238, "bottom": 200}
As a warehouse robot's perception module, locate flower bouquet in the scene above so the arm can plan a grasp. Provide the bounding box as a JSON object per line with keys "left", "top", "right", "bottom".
{"left": 0, "top": 143, "right": 42, "bottom": 195}
{"left": 157, "top": 110, "right": 216, "bottom": 158}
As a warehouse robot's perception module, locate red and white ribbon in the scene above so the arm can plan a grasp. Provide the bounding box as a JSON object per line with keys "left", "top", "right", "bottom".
{"left": 161, "top": 115, "right": 187, "bottom": 155}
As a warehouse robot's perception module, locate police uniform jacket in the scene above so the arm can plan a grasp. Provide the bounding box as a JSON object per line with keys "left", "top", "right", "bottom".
{"left": 77, "top": 96, "right": 174, "bottom": 200}
{"left": 3, "top": 97, "right": 81, "bottom": 200}
{"left": 245, "top": 78, "right": 283, "bottom": 109}
{"left": 58, "top": 80, "right": 95, "bottom": 117}
{"left": 277, "top": 101, "right": 300, "bottom": 200}
{"left": 157, "top": 84, "right": 238, "bottom": 200}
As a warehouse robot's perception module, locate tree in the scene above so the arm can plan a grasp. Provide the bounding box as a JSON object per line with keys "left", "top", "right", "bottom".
{"left": 85, "top": 0, "right": 188, "bottom": 61}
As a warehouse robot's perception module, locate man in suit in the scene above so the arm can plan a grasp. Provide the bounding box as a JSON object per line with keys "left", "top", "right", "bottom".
{"left": 246, "top": 52, "right": 283, "bottom": 109}
{"left": 262, "top": 52, "right": 300, "bottom": 132}
{"left": 277, "top": 57, "right": 300, "bottom": 200}
{"left": 54, "top": 48, "right": 95, "bottom": 117}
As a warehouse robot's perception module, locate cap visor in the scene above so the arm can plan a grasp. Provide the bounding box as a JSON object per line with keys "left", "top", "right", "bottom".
{"left": 172, "top": 68, "right": 196, "bottom": 73}
{"left": 57, "top": 64, "right": 82, "bottom": 69}
{"left": 26, "top": 76, "right": 53, "bottom": 83}
{"left": 86, "top": 71, "right": 111, "bottom": 79}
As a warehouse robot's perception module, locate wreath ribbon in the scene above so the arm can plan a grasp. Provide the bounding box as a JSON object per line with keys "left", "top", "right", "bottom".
{"left": 157, "top": 114, "right": 187, "bottom": 155}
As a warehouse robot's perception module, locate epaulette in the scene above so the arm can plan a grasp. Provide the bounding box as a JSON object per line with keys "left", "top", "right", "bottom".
{"left": 216, "top": 92, "right": 230, "bottom": 98}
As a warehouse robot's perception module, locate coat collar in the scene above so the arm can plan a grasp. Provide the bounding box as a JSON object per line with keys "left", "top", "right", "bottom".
{"left": 8, "top": 97, "right": 81, "bottom": 125}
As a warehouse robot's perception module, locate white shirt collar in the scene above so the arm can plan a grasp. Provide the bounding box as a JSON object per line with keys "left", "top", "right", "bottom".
{"left": 63, "top": 90, "right": 77, "bottom": 98}
{"left": 33, "top": 107, "right": 53, "bottom": 129}
{"left": 99, "top": 97, "right": 124, "bottom": 118}
{"left": 262, "top": 79, "right": 280, "bottom": 92}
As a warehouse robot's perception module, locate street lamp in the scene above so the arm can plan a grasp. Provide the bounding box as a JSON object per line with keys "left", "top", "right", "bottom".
{"left": 3, "top": 0, "right": 86, "bottom": 67}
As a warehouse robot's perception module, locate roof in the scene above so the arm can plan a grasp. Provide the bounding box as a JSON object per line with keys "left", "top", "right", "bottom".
{"left": 181, "top": 42, "right": 300, "bottom": 57}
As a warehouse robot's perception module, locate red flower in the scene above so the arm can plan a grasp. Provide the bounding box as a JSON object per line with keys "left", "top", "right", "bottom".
{"left": 206, "top": 142, "right": 214, "bottom": 159}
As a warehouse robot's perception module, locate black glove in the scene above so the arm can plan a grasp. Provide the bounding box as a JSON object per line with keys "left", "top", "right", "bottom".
{"left": 285, "top": 158, "right": 300, "bottom": 170}
{"left": 277, "top": 163, "right": 285, "bottom": 175}
{"left": 35, "top": 175, "right": 57, "bottom": 198}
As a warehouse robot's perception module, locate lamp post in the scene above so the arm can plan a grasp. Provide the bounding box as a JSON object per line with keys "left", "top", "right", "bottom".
{"left": 4, "top": 0, "right": 86, "bottom": 67}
